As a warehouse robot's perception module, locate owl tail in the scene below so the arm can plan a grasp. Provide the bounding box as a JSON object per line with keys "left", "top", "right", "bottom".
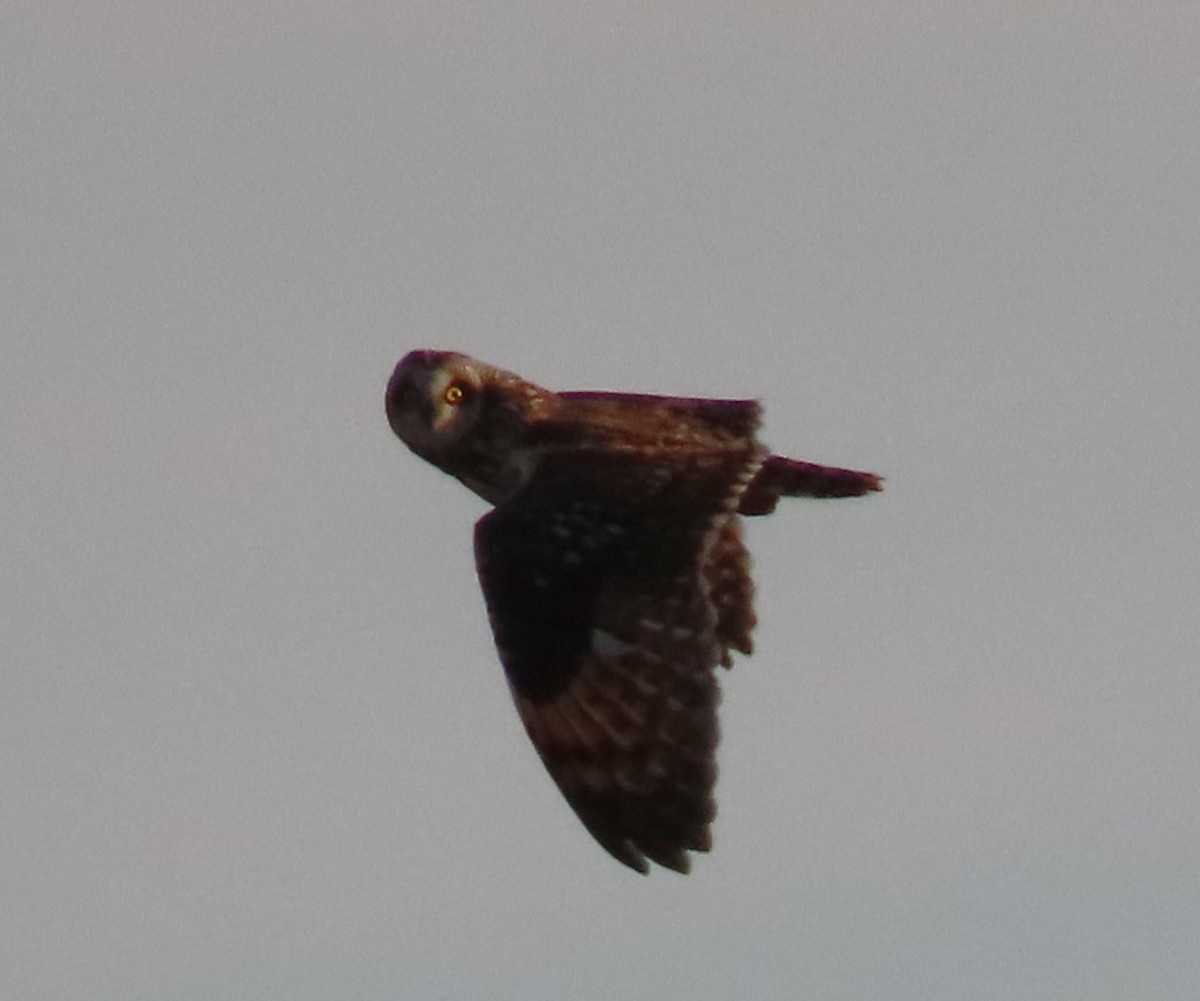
{"left": 737, "top": 456, "right": 883, "bottom": 516}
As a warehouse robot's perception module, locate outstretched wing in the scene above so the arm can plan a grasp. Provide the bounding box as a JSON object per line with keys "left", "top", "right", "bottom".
{"left": 473, "top": 446, "right": 760, "bottom": 873}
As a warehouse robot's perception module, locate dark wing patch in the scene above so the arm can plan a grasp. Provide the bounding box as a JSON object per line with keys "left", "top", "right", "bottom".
{"left": 474, "top": 447, "right": 760, "bottom": 873}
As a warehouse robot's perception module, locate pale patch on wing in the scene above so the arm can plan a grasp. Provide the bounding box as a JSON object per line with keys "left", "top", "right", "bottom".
{"left": 589, "top": 628, "right": 639, "bottom": 659}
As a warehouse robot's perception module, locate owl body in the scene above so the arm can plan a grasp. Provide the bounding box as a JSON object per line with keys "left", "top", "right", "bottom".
{"left": 385, "top": 349, "right": 881, "bottom": 874}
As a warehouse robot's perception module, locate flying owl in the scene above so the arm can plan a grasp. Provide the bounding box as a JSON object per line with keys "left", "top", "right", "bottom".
{"left": 385, "top": 350, "right": 882, "bottom": 874}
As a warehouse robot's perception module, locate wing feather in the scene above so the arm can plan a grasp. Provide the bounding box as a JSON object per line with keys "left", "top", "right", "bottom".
{"left": 475, "top": 445, "right": 759, "bottom": 873}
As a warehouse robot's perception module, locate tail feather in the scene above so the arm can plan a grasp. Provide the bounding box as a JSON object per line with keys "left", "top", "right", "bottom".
{"left": 738, "top": 456, "right": 883, "bottom": 516}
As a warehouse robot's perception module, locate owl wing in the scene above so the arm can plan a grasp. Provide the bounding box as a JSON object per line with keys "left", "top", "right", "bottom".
{"left": 708, "top": 518, "right": 756, "bottom": 666}
{"left": 474, "top": 445, "right": 761, "bottom": 873}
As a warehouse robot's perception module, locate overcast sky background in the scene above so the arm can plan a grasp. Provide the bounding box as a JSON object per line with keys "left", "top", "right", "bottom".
{"left": 4, "top": 3, "right": 1199, "bottom": 999}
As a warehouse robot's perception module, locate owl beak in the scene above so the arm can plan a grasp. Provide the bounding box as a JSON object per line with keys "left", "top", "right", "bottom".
{"left": 430, "top": 408, "right": 457, "bottom": 433}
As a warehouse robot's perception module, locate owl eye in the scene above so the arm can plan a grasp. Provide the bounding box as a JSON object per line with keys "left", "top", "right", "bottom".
{"left": 443, "top": 383, "right": 467, "bottom": 406}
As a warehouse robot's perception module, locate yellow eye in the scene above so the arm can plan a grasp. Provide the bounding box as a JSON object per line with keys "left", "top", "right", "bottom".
{"left": 443, "top": 383, "right": 465, "bottom": 405}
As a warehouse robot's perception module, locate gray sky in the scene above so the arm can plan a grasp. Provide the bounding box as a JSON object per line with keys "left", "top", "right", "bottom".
{"left": 4, "top": 3, "right": 1199, "bottom": 999}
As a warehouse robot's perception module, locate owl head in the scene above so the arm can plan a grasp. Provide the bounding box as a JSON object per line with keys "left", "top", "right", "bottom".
{"left": 386, "top": 349, "right": 556, "bottom": 504}
{"left": 385, "top": 350, "right": 494, "bottom": 457}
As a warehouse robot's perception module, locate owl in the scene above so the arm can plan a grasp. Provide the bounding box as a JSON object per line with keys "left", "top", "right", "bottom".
{"left": 385, "top": 349, "right": 882, "bottom": 874}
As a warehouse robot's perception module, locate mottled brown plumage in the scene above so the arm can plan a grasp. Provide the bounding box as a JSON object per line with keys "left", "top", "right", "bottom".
{"left": 385, "top": 349, "right": 882, "bottom": 874}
